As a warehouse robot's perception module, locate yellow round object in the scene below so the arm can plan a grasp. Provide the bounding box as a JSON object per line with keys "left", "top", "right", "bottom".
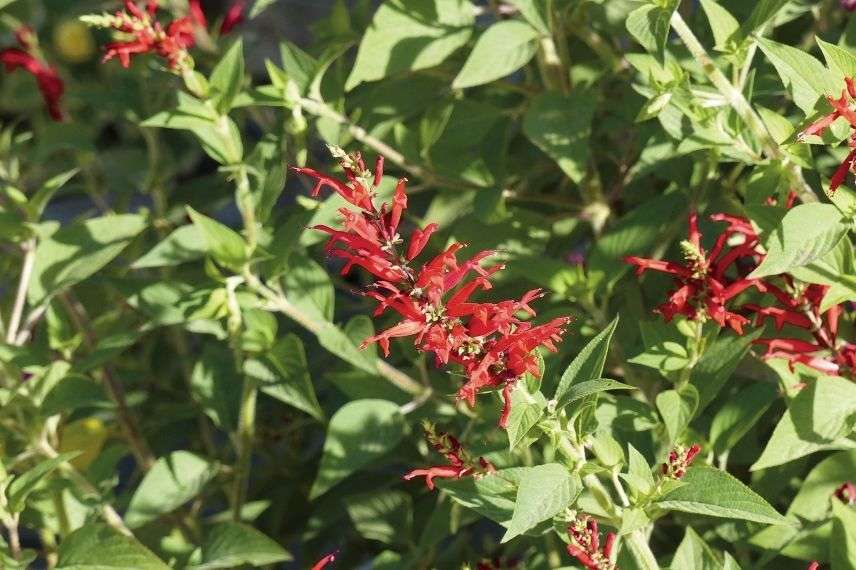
{"left": 53, "top": 20, "right": 96, "bottom": 64}
{"left": 59, "top": 417, "right": 110, "bottom": 471}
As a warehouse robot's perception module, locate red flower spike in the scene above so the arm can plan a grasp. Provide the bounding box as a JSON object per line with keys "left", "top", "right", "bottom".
{"left": 834, "top": 481, "right": 856, "bottom": 505}
{"left": 662, "top": 444, "right": 701, "bottom": 479}
{"left": 310, "top": 551, "right": 338, "bottom": 570}
{"left": 294, "top": 149, "right": 571, "bottom": 426}
{"left": 626, "top": 213, "right": 763, "bottom": 334}
{"left": 566, "top": 515, "right": 616, "bottom": 570}
{"left": 1, "top": 26, "right": 65, "bottom": 121}
{"left": 403, "top": 422, "right": 494, "bottom": 490}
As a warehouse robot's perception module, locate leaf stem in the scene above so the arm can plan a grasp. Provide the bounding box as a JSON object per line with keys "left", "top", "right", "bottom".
{"left": 6, "top": 238, "right": 36, "bottom": 344}
{"left": 669, "top": 11, "right": 816, "bottom": 203}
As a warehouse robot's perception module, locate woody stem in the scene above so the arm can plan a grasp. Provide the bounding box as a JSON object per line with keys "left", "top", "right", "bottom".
{"left": 669, "top": 12, "right": 817, "bottom": 204}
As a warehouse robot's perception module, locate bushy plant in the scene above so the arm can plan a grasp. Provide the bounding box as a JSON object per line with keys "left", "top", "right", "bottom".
{"left": 0, "top": 0, "right": 854, "bottom": 568}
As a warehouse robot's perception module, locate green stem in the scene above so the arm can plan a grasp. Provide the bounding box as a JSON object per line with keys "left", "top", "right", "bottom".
{"left": 669, "top": 12, "right": 816, "bottom": 203}
{"left": 231, "top": 372, "right": 258, "bottom": 522}
{"left": 626, "top": 530, "right": 660, "bottom": 570}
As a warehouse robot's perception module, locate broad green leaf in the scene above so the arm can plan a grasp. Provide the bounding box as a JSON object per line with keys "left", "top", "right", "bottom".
{"left": 789, "top": 234, "right": 856, "bottom": 311}
{"left": 344, "top": 490, "right": 413, "bottom": 545}
{"left": 209, "top": 39, "right": 245, "bottom": 113}
{"left": 452, "top": 20, "right": 539, "bottom": 89}
{"left": 505, "top": 383, "right": 546, "bottom": 450}
{"left": 125, "top": 451, "right": 217, "bottom": 528}
{"left": 56, "top": 524, "right": 169, "bottom": 570}
{"left": 187, "top": 207, "right": 247, "bottom": 270}
{"left": 790, "top": 375, "right": 856, "bottom": 441}
{"left": 310, "top": 399, "right": 405, "bottom": 499}
{"left": 817, "top": 37, "right": 856, "bottom": 83}
{"left": 671, "top": 526, "right": 721, "bottom": 570}
{"left": 709, "top": 383, "right": 778, "bottom": 454}
{"left": 281, "top": 252, "right": 334, "bottom": 322}
{"left": 657, "top": 466, "right": 788, "bottom": 525}
{"left": 749, "top": 204, "right": 848, "bottom": 278}
{"left": 655, "top": 385, "right": 698, "bottom": 443}
{"left": 757, "top": 37, "right": 840, "bottom": 113}
{"left": 247, "top": 334, "right": 324, "bottom": 421}
{"left": 831, "top": 491, "right": 856, "bottom": 568}
{"left": 628, "top": 319, "right": 690, "bottom": 374}
{"left": 523, "top": 90, "right": 596, "bottom": 184}
{"left": 699, "top": 0, "right": 739, "bottom": 52}
{"left": 26, "top": 168, "right": 78, "bottom": 221}
{"left": 751, "top": 405, "right": 856, "bottom": 471}
{"left": 189, "top": 522, "right": 291, "bottom": 569}
{"left": 132, "top": 225, "right": 206, "bottom": 269}
{"left": 191, "top": 345, "right": 241, "bottom": 430}
{"left": 554, "top": 315, "right": 619, "bottom": 408}
{"left": 591, "top": 430, "right": 625, "bottom": 468}
{"left": 626, "top": 3, "right": 676, "bottom": 62}
{"left": 437, "top": 467, "right": 525, "bottom": 525}
{"left": 7, "top": 452, "right": 79, "bottom": 513}
{"left": 619, "top": 507, "right": 650, "bottom": 536}
{"left": 502, "top": 463, "right": 580, "bottom": 542}
{"left": 690, "top": 329, "right": 763, "bottom": 412}
{"left": 345, "top": 0, "right": 473, "bottom": 90}
{"left": 28, "top": 214, "right": 147, "bottom": 304}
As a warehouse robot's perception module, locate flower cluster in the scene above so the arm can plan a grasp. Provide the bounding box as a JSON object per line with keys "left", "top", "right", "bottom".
{"left": 661, "top": 444, "right": 701, "bottom": 479}
{"left": 403, "top": 421, "right": 494, "bottom": 490}
{"left": 797, "top": 76, "right": 856, "bottom": 194}
{"left": 84, "top": 0, "right": 244, "bottom": 70}
{"left": 0, "top": 27, "right": 64, "bottom": 121}
{"left": 626, "top": 213, "right": 765, "bottom": 334}
{"left": 749, "top": 282, "right": 855, "bottom": 376}
{"left": 835, "top": 481, "right": 856, "bottom": 505}
{"left": 566, "top": 516, "right": 616, "bottom": 570}
{"left": 293, "top": 149, "right": 571, "bottom": 426}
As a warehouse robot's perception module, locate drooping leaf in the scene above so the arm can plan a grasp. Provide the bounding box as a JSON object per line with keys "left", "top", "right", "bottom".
{"left": 344, "top": 490, "right": 414, "bottom": 546}
{"left": 132, "top": 225, "right": 206, "bottom": 269}
{"left": 189, "top": 522, "right": 292, "bottom": 570}
{"left": 671, "top": 526, "right": 722, "bottom": 570}
{"left": 709, "top": 383, "right": 779, "bottom": 454}
{"left": 56, "top": 524, "right": 170, "bottom": 570}
{"left": 310, "top": 399, "right": 405, "bottom": 499}
{"left": 501, "top": 463, "right": 580, "bottom": 542}
{"left": 626, "top": 2, "right": 677, "bottom": 62}
{"left": 187, "top": 207, "right": 247, "bottom": 271}
{"left": 125, "top": 451, "right": 218, "bottom": 528}
{"left": 452, "top": 20, "right": 539, "bottom": 89}
{"left": 757, "top": 37, "right": 841, "bottom": 113}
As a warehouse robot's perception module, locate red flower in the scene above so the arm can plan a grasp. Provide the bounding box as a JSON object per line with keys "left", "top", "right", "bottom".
{"left": 626, "top": 213, "right": 764, "bottom": 334}
{"left": 403, "top": 422, "right": 494, "bottom": 490}
{"left": 747, "top": 283, "right": 854, "bottom": 376}
{"left": 566, "top": 516, "right": 616, "bottom": 570}
{"left": 98, "top": 1, "right": 195, "bottom": 69}
{"left": 834, "top": 481, "right": 856, "bottom": 505}
{"left": 661, "top": 444, "right": 701, "bottom": 479}
{"left": 0, "top": 31, "right": 64, "bottom": 121}
{"left": 798, "top": 77, "right": 856, "bottom": 194}
{"left": 310, "top": 551, "right": 338, "bottom": 570}
{"left": 187, "top": 0, "right": 246, "bottom": 35}
{"left": 807, "top": 562, "right": 820, "bottom": 570}
{"left": 293, "top": 149, "right": 571, "bottom": 426}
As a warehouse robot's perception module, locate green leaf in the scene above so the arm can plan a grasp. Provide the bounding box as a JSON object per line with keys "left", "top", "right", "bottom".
{"left": 281, "top": 252, "right": 334, "bottom": 322}
{"left": 278, "top": 41, "right": 317, "bottom": 94}
{"left": 749, "top": 204, "right": 848, "bottom": 279}
{"left": 523, "top": 90, "right": 596, "bottom": 184}
{"left": 209, "top": 39, "right": 245, "bottom": 113}
{"left": 505, "top": 383, "right": 546, "bottom": 450}
{"left": 505, "top": 0, "right": 549, "bottom": 35}
{"left": 832, "top": 498, "right": 856, "bottom": 569}
{"left": 125, "top": 451, "right": 217, "bottom": 528}
{"left": 757, "top": 37, "right": 840, "bottom": 113}
{"left": 56, "top": 524, "right": 169, "bottom": 570}
{"left": 628, "top": 319, "right": 690, "bottom": 374}
{"left": 502, "top": 463, "right": 580, "bottom": 542}
{"left": 189, "top": 522, "right": 291, "bottom": 569}
{"left": 817, "top": 37, "right": 856, "bottom": 83}
{"left": 791, "top": 375, "right": 856, "bottom": 441}
{"left": 132, "top": 225, "right": 206, "bottom": 269}
{"left": 699, "top": 0, "right": 739, "bottom": 52}
{"left": 452, "top": 20, "right": 539, "bottom": 89}
{"left": 7, "top": 452, "right": 79, "bottom": 513}
{"left": 657, "top": 466, "right": 789, "bottom": 525}
{"left": 248, "top": 334, "right": 324, "bottom": 421}
{"left": 344, "top": 490, "right": 413, "bottom": 545}
{"left": 709, "top": 383, "right": 778, "bottom": 455}
{"left": 740, "top": 0, "right": 789, "bottom": 38}
{"left": 655, "top": 385, "right": 699, "bottom": 443}
{"left": 187, "top": 207, "right": 247, "bottom": 270}
{"left": 556, "top": 379, "right": 635, "bottom": 412}
{"left": 671, "top": 526, "right": 721, "bottom": 570}
{"left": 621, "top": 443, "right": 656, "bottom": 497}
{"left": 191, "top": 345, "right": 241, "bottom": 430}
{"left": 345, "top": 0, "right": 473, "bottom": 90}
{"left": 553, "top": 315, "right": 618, "bottom": 409}
{"left": 626, "top": 3, "right": 676, "bottom": 62}
{"left": 26, "top": 168, "right": 78, "bottom": 221}
{"left": 28, "top": 214, "right": 147, "bottom": 304}
{"left": 437, "top": 467, "right": 525, "bottom": 525}
{"left": 310, "top": 399, "right": 405, "bottom": 499}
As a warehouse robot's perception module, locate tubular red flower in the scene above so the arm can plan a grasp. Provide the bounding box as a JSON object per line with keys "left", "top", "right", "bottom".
{"left": 100, "top": 2, "right": 196, "bottom": 69}
{"left": 295, "top": 150, "right": 571, "bottom": 426}
{"left": 566, "top": 515, "right": 616, "bottom": 570}
{"left": 310, "top": 551, "right": 338, "bottom": 570}
{"left": 403, "top": 423, "right": 494, "bottom": 490}
{"left": 1, "top": 36, "right": 64, "bottom": 121}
